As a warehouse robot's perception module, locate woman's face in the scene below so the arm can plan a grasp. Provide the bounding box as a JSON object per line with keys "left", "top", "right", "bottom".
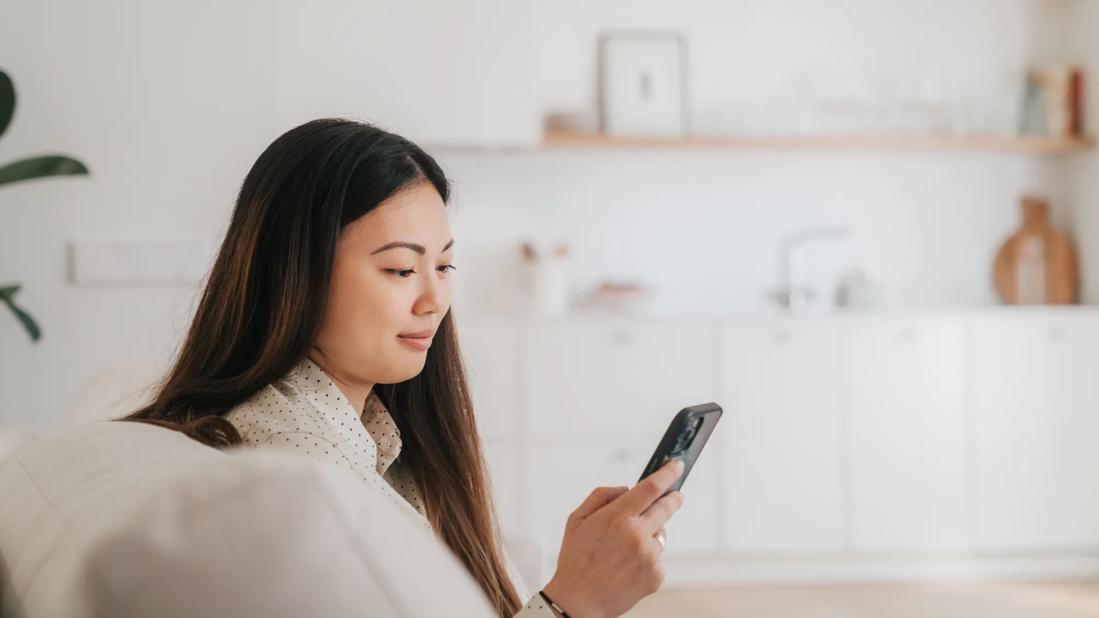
{"left": 313, "top": 180, "right": 454, "bottom": 386}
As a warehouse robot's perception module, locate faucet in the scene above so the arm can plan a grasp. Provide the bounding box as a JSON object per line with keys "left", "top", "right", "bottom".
{"left": 772, "top": 226, "right": 851, "bottom": 311}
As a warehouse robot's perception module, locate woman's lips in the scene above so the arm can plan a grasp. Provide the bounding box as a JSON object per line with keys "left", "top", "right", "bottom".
{"left": 397, "top": 334, "right": 432, "bottom": 351}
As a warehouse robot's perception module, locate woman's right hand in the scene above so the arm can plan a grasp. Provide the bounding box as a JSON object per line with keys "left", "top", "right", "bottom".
{"left": 540, "top": 458, "right": 685, "bottom": 618}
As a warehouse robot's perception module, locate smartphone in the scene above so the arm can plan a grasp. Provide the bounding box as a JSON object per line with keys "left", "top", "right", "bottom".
{"left": 638, "top": 402, "right": 722, "bottom": 493}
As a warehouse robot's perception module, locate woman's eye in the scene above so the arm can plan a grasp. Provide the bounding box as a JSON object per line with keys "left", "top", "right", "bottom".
{"left": 385, "top": 265, "right": 456, "bottom": 278}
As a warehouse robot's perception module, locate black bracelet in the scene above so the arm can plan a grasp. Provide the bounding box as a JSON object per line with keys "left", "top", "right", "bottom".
{"left": 538, "top": 589, "right": 571, "bottom": 618}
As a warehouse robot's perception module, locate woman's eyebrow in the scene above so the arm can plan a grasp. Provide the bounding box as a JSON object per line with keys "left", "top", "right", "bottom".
{"left": 371, "top": 238, "right": 455, "bottom": 255}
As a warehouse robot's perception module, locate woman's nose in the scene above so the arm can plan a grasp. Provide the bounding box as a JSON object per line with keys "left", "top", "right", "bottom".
{"left": 414, "top": 270, "right": 447, "bottom": 314}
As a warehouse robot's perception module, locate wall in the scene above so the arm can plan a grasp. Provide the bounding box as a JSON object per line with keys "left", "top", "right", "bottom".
{"left": 0, "top": 0, "right": 283, "bottom": 432}
{"left": 0, "top": 0, "right": 1084, "bottom": 431}
{"left": 441, "top": 149, "right": 1067, "bottom": 316}
{"left": 444, "top": 0, "right": 1078, "bottom": 314}
{"left": 1068, "top": 0, "right": 1099, "bottom": 302}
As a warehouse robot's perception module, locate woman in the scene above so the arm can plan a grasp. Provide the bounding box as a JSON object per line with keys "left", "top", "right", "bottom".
{"left": 120, "top": 119, "right": 685, "bottom": 618}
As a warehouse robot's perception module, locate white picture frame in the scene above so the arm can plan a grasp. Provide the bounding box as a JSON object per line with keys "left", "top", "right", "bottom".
{"left": 599, "top": 32, "right": 688, "bottom": 137}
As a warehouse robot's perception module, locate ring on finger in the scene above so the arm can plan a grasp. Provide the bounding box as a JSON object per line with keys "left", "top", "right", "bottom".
{"left": 653, "top": 528, "right": 667, "bottom": 551}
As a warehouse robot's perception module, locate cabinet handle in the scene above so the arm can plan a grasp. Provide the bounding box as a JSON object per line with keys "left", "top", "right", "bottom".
{"left": 896, "top": 328, "right": 916, "bottom": 343}
{"left": 609, "top": 330, "right": 634, "bottom": 346}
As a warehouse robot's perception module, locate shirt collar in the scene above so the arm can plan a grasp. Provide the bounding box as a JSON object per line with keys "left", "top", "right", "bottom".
{"left": 282, "top": 356, "right": 404, "bottom": 476}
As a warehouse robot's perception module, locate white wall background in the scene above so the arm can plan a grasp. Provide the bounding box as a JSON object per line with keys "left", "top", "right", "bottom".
{"left": 496, "top": 0, "right": 1078, "bottom": 315}
{"left": 0, "top": 0, "right": 1092, "bottom": 431}
{"left": 1069, "top": 0, "right": 1099, "bottom": 303}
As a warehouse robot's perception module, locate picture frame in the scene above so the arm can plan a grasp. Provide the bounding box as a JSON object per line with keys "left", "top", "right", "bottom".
{"left": 599, "top": 32, "right": 689, "bottom": 137}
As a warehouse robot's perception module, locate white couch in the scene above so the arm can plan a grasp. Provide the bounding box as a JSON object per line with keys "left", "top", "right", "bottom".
{"left": 0, "top": 365, "right": 530, "bottom": 617}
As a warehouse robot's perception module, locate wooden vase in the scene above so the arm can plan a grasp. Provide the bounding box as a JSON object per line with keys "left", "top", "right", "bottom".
{"left": 992, "top": 196, "right": 1078, "bottom": 304}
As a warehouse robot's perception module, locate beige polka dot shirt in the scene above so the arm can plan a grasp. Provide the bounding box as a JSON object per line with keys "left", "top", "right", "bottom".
{"left": 225, "top": 357, "right": 561, "bottom": 617}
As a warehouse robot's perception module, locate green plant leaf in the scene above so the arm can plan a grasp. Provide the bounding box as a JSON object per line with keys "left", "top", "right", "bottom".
{"left": 0, "top": 155, "right": 88, "bottom": 187}
{"left": 0, "top": 284, "right": 42, "bottom": 342}
{"left": 0, "top": 70, "right": 13, "bottom": 139}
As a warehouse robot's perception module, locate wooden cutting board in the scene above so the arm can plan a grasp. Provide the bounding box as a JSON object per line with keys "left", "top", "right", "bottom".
{"left": 993, "top": 196, "right": 1078, "bottom": 304}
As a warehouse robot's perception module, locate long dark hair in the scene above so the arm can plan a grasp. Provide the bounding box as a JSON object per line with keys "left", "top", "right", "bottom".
{"left": 118, "top": 118, "right": 522, "bottom": 616}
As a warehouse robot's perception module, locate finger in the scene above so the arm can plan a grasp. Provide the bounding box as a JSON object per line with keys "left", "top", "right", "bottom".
{"left": 639, "top": 490, "right": 684, "bottom": 533}
{"left": 569, "top": 486, "right": 629, "bottom": 523}
{"left": 615, "top": 458, "right": 684, "bottom": 516}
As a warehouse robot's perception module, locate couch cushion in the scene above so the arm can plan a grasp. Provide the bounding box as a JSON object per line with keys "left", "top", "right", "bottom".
{"left": 0, "top": 421, "right": 221, "bottom": 617}
{"left": 63, "top": 362, "right": 163, "bottom": 426}
{"left": 0, "top": 429, "right": 37, "bottom": 467}
{"left": 0, "top": 420, "right": 493, "bottom": 617}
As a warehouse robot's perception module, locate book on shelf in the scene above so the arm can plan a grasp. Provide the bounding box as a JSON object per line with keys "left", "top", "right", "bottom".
{"left": 1023, "top": 65, "right": 1086, "bottom": 139}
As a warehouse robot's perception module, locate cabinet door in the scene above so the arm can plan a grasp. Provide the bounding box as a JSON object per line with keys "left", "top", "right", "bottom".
{"left": 524, "top": 320, "right": 718, "bottom": 441}
{"left": 460, "top": 318, "right": 522, "bottom": 441}
{"left": 272, "top": 0, "right": 539, "bottom": 146}
{"left": 847, "top": 316, "right": 969, "bottom": 552}
{"left": 483, "top": 441, "right": 523, "bottom": 537}
{"left": 524, "top": 441, "right": 721, "bottom": 562}
{"left": 973, "top": 312, "right": 1099, "bottom": 550}
{"left": 718, "top": 318, "right": 846, "bottom": 553}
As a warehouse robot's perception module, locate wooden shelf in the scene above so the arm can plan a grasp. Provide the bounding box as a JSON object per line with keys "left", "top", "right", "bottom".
{"left": 542, "top": 130, "right": 1098, "bottom": 154}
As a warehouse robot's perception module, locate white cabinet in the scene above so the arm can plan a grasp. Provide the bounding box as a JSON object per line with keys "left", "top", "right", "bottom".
{"left": 972, "top": 312, "right": 1099, "bottom": 550}
{"left": 271, "top": 0, "right": 539, "bottom": 146}
{"left": 483, "top": 441, "right": 523, "bottom": 536}
{"left": 462, "top": 310, "right": 1099, "bottom": 582}
{"left": 524, "top": 441, "right": 721, "bottom": 561}
{"left": 460, "top": 318, "right": 523, "bottom": 441}
{"left": 523, "top": 319, "right": 718, "bottom": 441}
{"left": 717, "top": 318, "right": 846, "bottom": 553}
{"left": 847, "top": 316, "right": 969, "bottom": 552}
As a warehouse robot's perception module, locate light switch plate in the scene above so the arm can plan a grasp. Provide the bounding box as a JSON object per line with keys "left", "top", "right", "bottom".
{"left": 68, "top": 238, "right": 210, "bottom": 286}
